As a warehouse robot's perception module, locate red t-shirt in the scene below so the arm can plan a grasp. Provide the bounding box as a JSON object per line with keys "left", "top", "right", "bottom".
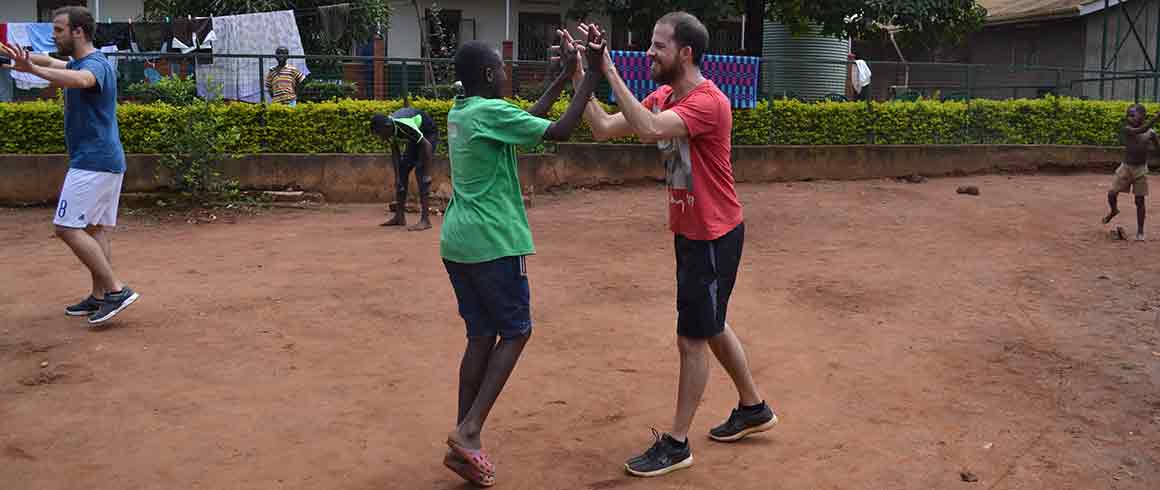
{"left": 643, "top": 80, "right": 743, "bottom": 241}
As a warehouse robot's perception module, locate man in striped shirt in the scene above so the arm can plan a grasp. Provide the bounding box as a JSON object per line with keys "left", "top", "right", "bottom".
{"left": 265, "top": 46, "right": 305, "bottom": 105}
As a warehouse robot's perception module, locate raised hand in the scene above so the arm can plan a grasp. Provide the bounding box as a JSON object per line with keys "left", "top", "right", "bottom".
{"left": 0, "top": 42, "right": 34, "bottom": 73}
{"left": 578, "top": 23, "right": 607, "bottom": 76}
{"left": 550, "top": 28, "right": 581, "bottom": 80}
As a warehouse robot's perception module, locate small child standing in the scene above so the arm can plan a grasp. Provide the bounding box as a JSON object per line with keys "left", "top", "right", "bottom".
{"left": 1105, "top": 104, "right": 1160, "bottom": 241}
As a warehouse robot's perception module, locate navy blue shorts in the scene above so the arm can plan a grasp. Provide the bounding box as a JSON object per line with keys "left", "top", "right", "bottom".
{"left": 675, "top": 223, "right": 744, "bottom": 339}
{"left": 444, "top": 255, "right": 532, "bottom": 339}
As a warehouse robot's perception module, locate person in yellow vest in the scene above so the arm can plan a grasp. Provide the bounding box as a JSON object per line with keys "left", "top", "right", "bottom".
{"left": 265, "top": 46, "right": 305, "bottom": 106}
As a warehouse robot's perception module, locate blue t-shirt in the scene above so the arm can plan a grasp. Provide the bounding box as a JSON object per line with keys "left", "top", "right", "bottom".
{"left": 64, "top": 51, "right": 126, "bottom": 173}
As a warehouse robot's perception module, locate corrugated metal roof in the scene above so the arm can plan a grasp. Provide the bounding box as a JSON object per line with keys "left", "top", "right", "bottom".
{"left": 980, "top": 0, "right": 1113, "bottom": 24}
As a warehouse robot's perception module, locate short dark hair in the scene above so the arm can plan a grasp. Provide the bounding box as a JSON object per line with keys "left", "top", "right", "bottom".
{"left": 1129, "top": 103, "right": 1146, "bottom": 114}
{"left": 454, "top": 41, "right": 501, "bottom": 92}
{"left": 53, "top": 6, "right": 95, "bottom": 41}
{"left": 370, "top": 114, "right": 393, "bottom": 133}
{"left": 657, "top": 12, "right": 709, "bottom": 66}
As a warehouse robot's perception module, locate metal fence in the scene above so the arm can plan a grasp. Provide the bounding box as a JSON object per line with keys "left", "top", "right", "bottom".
{"left": 7, "top": 51, "right": 1160, "bottom": 104}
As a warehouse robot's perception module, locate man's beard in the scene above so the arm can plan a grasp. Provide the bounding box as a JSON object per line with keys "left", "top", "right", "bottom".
{"left": 650, "top": 60, "right": 679, "bottom": 85}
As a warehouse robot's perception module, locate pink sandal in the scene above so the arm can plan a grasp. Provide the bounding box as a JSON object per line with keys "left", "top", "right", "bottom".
{"left": 444, "top": 449, "right": 496, "bottom": 487}
{"left": 446, "top": 439, "right": 496, "bottom": 485}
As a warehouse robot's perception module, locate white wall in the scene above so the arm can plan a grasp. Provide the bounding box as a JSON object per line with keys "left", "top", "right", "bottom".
{"left": 94, "top": 0, "right": 145, "bottom": 22}
{"left": 387, "top": 0, "right": 605, "bottom": 60}
{"left": 0, "top": 1, "right": 37, "bottom": 23}
{"left": 0, "top": 0, "right": 143, "bottom": 23}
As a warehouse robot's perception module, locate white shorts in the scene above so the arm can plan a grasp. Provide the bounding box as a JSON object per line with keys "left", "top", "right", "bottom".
{"left": 53, "top": 169, "right": 124, "bottom": 229}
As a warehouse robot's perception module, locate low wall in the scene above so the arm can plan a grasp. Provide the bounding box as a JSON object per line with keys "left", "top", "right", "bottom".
{"left": 0, "top": 144, "right": 1123, "bottom": 205}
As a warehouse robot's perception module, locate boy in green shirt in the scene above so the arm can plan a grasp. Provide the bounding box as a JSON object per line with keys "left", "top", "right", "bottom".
{"left": 440, "top": 34, "right": 604, "bottom": 486}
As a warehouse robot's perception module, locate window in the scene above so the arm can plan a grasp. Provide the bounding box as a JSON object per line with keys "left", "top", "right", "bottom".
{"left": 518, "top": 12, "right": 562, "bottom": 61}
{"left": 426, "top": 8, "right": 462, "bottom": 58}
{"left": 38, "top": 0, "right": 86, "bottom": 22}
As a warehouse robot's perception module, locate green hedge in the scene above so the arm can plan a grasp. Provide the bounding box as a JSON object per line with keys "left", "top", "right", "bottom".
{"left": 0, "top": 97, "right": 1144, "bottom": 155}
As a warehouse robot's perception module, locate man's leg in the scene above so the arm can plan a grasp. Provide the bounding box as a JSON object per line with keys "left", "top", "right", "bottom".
{"left": 56, "top": 226, "right": 122, "bottom": 299}
{"left": 86, "top": 226, "right": 113, "bottom": 297}
{"left": 671, "top": 335, "right": 711, "bottom": 442}
{"left": 382, "top": 163, "right": 411, "bottom": 226}
{"left": 407, "top": 164, "right": 433, "bottom": 231}
{"left": 709, "top": 324, "right": 763, "bottom": 407}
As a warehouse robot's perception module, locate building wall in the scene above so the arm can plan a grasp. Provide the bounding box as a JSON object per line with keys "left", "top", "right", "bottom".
{"left": 1084, "top": 0, "right": 1160, "bottom": 100}
{"left": 0, "top": 0, "right": 142, "bottom": 23}
{"left": 0, "top": 2, "right": 38, "bottom": 23}
{"left": 855, "top": 17, "right": 1087, "bottom": 100}
{"left": 387, "top": 0, "right": 605, "bottom": 60}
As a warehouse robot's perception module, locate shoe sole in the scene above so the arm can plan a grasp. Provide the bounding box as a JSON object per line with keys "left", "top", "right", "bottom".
{"left": 708, "top": 414, "right": 779, "bottom": 443}
{"left": 65, "top": 309, "right": 98, "bottom": 317}
{"left": 88, "top": 292, "right": 140, "bottom": 325}
{"left": 624, "top": 455, "right": 693, "bottom": 478}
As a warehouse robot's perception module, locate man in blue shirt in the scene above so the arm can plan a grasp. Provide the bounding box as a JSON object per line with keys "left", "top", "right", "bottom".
{"left": 1, "top": 6, "right": 140, "bottom": 326}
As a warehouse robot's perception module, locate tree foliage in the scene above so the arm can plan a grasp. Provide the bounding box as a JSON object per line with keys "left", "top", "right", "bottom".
{"left": 568, "top": 0, "right": 987, "bottom": 48}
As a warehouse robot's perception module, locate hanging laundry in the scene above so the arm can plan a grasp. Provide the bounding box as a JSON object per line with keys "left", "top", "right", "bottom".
{"left": 95, "top": 23, "right": 133, "bottom": 51}
{"left": 171, "top": 17, "right": 214, "bottom": 53}
{"left": 0, "top": 67, "right": 12, "bottom": 102}
{"left": 26, "top": 23, "right": 56, "bottom": 53}
{"left": 100, "top": 46, "right": 120, "bottom": 73}
{"left": 5, "top": 23, "right": 51, "bottom": 89}
{"left": 133, "top": 22, "right": 171, "bottom": 52}
{"left": 318, "top": 3, "right": 351, "bottom": 42}
{"left": 199, "top": 10, "right": 310, "bottom": 103}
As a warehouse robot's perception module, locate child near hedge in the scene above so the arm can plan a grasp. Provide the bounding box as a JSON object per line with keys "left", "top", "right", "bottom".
{"left": 1104, "top": 103, "right": 1160, "bottom": 241}
{"left": 437, "top": 33, "right": 605, "bottom": 486}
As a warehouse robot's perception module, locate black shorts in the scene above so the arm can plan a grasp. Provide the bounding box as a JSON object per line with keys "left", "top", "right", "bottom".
{"left": 675, "top": 222, "right": 744, "bottom": 339}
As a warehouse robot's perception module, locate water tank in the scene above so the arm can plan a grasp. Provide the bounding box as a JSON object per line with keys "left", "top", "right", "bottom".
{"left": 762, "top": 21, "right": 851, "bottom": 101}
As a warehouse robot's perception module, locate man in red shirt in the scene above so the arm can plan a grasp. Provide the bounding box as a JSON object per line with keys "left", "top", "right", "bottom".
{"left": 572, "top": 12, "right": 777, "bottom": 478}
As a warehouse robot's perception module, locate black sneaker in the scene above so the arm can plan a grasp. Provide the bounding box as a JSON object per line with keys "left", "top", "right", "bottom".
{"left": 88, "top": 287, "right": 140, "bottom": 326}
{"left": 709, "top": 402, "right": 778, "bottom": 442}
{"left": 65, "top": 295, "right": 102, "bottom": 317}
{"left": 624, "top": 429, "right": 693, "bottom": 477}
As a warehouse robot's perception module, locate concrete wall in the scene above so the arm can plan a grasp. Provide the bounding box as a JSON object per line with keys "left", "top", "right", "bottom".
{"left": 0, "top": 0, "right": 143, "bottom": 22}
{"left": 0, "top": 144, "right": 1124, "bottom": 205}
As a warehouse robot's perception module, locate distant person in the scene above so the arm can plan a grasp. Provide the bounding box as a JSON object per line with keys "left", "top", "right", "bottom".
{"left": 573, "top": 14, "right": 775, "bottom": 478}
{"left": 371, "top": 107, "right": 438, "bottom": 231}
{"left": 437, "top": 32, "right": 603, "bottom": 486}
{"left": 1104, "top": 103, "right": 1160, "bottom": 241}
{"left": 850, "top": 52, "right": 871, "bottom": 101}
{"left": 1, "top": 6, "right": 140, "bottom": 325}
{"left": 265, "top": 46, "right": 305, "bottom": 105}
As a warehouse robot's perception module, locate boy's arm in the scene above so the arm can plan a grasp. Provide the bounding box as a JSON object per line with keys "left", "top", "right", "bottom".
{"left": 1125, "top": 112, "right": 1160, "bottom": 134}
{"left": 526, "top": 69, "right": 570, "bottom": 118}
{"left": 542, "top": 70, "right": 601, "bottom": 141}
{"left": 420, "top": 139, "right": 434, "bottom": 167}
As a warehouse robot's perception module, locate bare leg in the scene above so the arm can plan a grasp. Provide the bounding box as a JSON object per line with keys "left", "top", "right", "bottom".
{"left": 670, "top": 336, "right": 711, "bottom": 442}
{"left": 1104, "top": 191, "right": 1120, "bottom": 224}
{"left": 1136, "top": 195, "right": 1147, "bottom": 239}
{"left": 708, "top": 324, "right": 763, "bottom": 407}
{"left": 56, "top": 226, "right": 122, "bottom": 299}
{"left": 458, "top": 337, "right": 496, "bottom": 424}
{"left": 450, "top": 332, "right": 532, "bottom": 450}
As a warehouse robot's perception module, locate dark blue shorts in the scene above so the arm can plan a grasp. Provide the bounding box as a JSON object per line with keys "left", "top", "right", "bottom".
{"left": 444, "top": 255, "right": 532, "bottom": 339}
{"left": 675, "top": 222, "right": 744, "bottom": 339}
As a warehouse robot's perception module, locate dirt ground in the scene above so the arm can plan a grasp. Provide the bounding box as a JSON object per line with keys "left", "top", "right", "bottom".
{"left": 2, "top": 175, "right": 1159, "bottom": 490}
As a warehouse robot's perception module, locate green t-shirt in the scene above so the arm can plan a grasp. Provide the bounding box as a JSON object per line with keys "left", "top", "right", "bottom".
{"left": 440, "top": 96, "right": 551, "bottom": 263}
